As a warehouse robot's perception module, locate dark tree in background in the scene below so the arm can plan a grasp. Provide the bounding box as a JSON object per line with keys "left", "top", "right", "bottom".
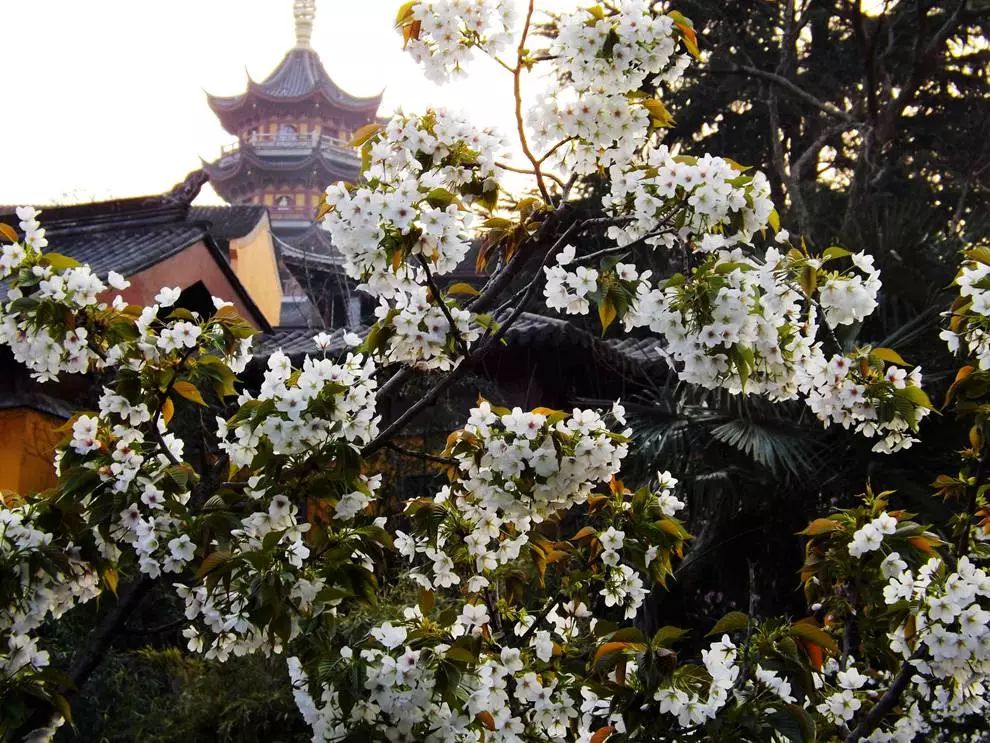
{"left": 672, "top": 0, "right": 987, "bottom": 277}
{"left": 623, "top": 0, "right": 990, "bottom": 632}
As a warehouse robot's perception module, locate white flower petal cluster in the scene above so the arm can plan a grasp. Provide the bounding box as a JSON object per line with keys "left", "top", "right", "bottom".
{"left": 323, "top": 110, "right": 502, "bottom": 298}
{"left": 530, "top": 3, "right": 688, "bottom": 175}
{"left": 372, "top": 284, "right": 479, "bottom": 371}
{"left": 605, "top": 146, "right": 775, "bottom": 250}
{"left": 803, "top": 354, "right": 929, "bottom": 453}
{"left": 627, "top": 247, "right": 816, "bottom": 400}
{"left": 880, "top": 556, "right": 990, "bottom": 728}
{"left": 218, "top": 350, "right": 380, "bottom": 469}
{"left": 175, "top": 493, "right": 319, "bottom": 661}
{"left": 0, "top": 504, "right": 100, "bottom": 683}
{"left": 848, "top": 511, "right": 898, "bottom": 558}
{"left": 403, "top": 0, "right": 517, "bottom": 84}
{"left": 543, "top": 244, "right": 600, "bottom": 315}
{"left": 288, "top": 606, "right": 622, "bottom": 742}
{"left": 942, "top": 257, "right": 990, "bottom": 369}
{"left": 654, "top": 635, "right": 738, "bottom": 727}
{"left": 818, "top": 252, "right": 881, "bottom": 328}
{"left": 402, "top": 403, "right": 628, "bottom": 590}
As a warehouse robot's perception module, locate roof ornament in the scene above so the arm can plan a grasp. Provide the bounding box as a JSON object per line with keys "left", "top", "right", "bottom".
{"left": 294, "top": 0, "right": 317, "bottom": 49}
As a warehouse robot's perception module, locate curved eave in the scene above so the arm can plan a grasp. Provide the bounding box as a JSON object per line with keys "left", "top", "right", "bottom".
{"left": 202, "top": 148, "right": 359, "bottom": 185}
{"left": 207, "top": 86, "right": 381, "bottom": 117}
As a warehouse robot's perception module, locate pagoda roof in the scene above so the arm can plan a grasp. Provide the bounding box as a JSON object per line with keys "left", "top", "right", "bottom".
{"left": 202, "top": 144, "right": 359, "bottom": 191}
{"left": 208, "top": 48, "right": 382, "bottom": 128}
{"left": 278, "top": 224, "right": 345, "bottom": 270}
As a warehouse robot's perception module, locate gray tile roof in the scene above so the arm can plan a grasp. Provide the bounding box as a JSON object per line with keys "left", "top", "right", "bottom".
{"left": 252, "top": 313, "right": 667, "bottom": 373}
{"left": 46, "top": 224, "right": 206, "bottom": 278}
{"left": 188, "top": 205, "right": 267, "bottom": 240}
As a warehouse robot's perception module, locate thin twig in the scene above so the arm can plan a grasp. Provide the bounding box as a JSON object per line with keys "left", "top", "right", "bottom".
{"left": 716, "top": 62, "right": 858, "bottom": 123}
{"left": 416, "top": 254, "right": 470, "bottom": 358}
{"left": 513, "top": 0, "right": 552, "bottom": 203}
{"left": 384, "top": 441, "right": 457, "bottom": 467}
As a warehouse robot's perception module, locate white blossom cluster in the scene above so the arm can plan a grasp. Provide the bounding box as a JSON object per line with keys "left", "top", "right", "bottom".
{"left": 372, "top": 284, "right": 479, "bottom": 371}
{"left": 941, "top": 257, "right": 990, "bottom": 369}
{"left": 604, "top": 146, "right": 775, "bottom": 251}
{"left": 597, "top": 526, "right": 648, "bottom": 619}
{"left": 847, "top": 511, "right": 899, "bottom": 558}
{"left": 625, "top": 248, "right": 815, "bottom": 399}
{"left": 0, "top": 504, "right": 100, "bottom": 683}
{"left": 883, "top": 556, "right": 990, "bottom": 725}
{"left": 817, "top": 251, "right": 881, "bottom": 328}
{"left": 0, "top": 210, "right": 107, "bottom": 381}
{"left": 529, "top": 3, "right": 689, "bottom": 175}
{"left": 322, "top": 110, "right": 503, "bottom": 369}
{"left": 403, "top": 0, "right": 517, "bottom": 84}
{"left": 396, "top": 402, "right": 629, "bottom": 593}
{"left": 654, "top": 634, "right": 739, "bottom": 727}
{"left": 323, "top": 110, "right": 502, "bottom": 298}
{"left": 287, "top": 606, "right": 625, "bottom": 742}
{"left": 217, "top": 349, "right": 380, "bottom": 469}
{"left": 802, "top": 353, "right": 929, "bottom": 453}
{"left": 543, "top": 244, "right": 601, "bottom": 315}
{"left": 176, "top": 494, "right": 319, "bottom": 662}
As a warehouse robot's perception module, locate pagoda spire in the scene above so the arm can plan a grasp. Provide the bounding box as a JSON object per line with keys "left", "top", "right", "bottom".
{"left": 294, "top": 0, "right": 317, "bottom": 49}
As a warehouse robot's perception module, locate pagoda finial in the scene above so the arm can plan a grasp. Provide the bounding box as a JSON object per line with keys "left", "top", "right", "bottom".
{"left": 294, "top": 0, "right": 316, "bottom": 48}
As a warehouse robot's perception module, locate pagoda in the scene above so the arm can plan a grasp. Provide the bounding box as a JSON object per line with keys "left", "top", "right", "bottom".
{"left": 204, "top": 0, "right": 381, "bottom": 327}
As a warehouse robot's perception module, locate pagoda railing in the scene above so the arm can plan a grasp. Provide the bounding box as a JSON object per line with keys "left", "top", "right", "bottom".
{"left": 217, "top": 133, "right": 356, "bottom": 163}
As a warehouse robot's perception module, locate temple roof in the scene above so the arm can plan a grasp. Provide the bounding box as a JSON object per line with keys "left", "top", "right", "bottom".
{"left": 278, "top": 224, "right": 345, "bottom": 271}
{"left": 202, "top": 144, "right": 359, "bottom": 193}
{"left": 0, "top": 172, "right": 271, "bottom": 330}
{"left": 252, "top": 312, "right": 667, "bottom": 377}
{"left": 207, "top": 48, "right": 382, "bottom": 132}
{"left": 188, "top": 205, "right": 268, "bottom": 241}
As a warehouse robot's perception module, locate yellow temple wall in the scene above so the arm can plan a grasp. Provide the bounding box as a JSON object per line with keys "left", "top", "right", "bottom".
{"left": 227, "top": 215, "right": 283, "bottom": 327}
{"left": 0, "top": 408, "right": 61, "bottom": 495}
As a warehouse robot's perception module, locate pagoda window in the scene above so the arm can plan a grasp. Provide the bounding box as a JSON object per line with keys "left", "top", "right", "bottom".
{"left": 275, "top": 194, "right": 293, "bottom": 211}
{"left": 277, "top": 123, "right": 298, "bottom": 143}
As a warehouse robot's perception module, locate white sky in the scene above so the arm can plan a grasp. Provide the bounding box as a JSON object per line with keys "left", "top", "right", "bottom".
{"left": 3, "top": 0, "right": 567, "bottom": 206}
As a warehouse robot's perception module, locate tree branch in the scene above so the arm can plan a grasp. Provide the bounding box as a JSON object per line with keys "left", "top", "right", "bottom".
{"left": 416, "top": 254, "right": 470, "bottom": 358}
{"left": 845, "top": 651, "right": 922, "bottom": 742}
{"left": 384, "top": 441, "right": 457, "bottom": 467}
{"left": 716, "top": 63, "right": 858, "bottom": 123}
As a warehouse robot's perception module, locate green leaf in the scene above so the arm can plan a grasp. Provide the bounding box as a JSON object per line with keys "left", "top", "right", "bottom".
{"left": 195, "top": 550, "right": 232, "bottom": 580}
{"left": 822, "top": 246, "right": 851, "bottom": 262}
{"left": 593, "top": 641, "right": 647, "bottom": 665}
{"left": 798, "top": 518, "right": 841, "bottom": 536}
{"left": 348, "top": 122, "right": 384, "bottom": 147}
{"left": 425, "top": 188, "right": 457, "bottom": 208}
{"left": 43, "top": 252, "right": 82, "bottom": 271}
{"left": 653, "top": 626, "right": 689, "bottom": 648}
{"left": 707, "top": 610, "right": 749, "bottom": 636}
{"left": 901, "top": 385, "right": 934, "bottom": 411}
{"left": 447, "top": 282, "right": 479, "bottom": 296}
{"left": 789, "top": 622, "right": 838, "bottom": 653}
{"left": 870, "top": 347, "right": 907, "bottom": 366}
{"left": 768, "top": 208, "right": 781, "bottom": 233}
{"left": 173, "top": 380, "right": 207, "bottom": 406}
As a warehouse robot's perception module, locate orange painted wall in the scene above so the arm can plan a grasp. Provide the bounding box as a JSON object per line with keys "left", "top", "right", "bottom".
{"left": 111, "top": 240, "right": 265, "bottom": 330}
{"left": 0, "top": 409, "right": 61, "bottom": 494}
